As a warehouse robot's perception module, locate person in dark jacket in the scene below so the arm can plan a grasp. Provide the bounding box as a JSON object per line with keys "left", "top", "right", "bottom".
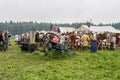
{"left": 0, "top": 31, "right": 5, "bottom": 51}
{"left": 90, "top": 33, "right": 98, "bottom": 53}
{"left": 35, "top": 32, "right": 40, "bottom": 48}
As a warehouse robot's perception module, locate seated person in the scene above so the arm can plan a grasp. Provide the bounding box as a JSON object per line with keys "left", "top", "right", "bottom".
{"left": 20, "top": 34, "right": 30, "bottom": 51}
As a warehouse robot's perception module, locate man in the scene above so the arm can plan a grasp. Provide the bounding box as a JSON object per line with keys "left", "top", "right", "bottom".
{"left": 90, "top": 33, "right": 98, "bottom": 53}
{"left": 4, "top": 31, "right": 9, "bottom": 51}
{"left": 35, "top": 32, "right": 40, "bottom": 48}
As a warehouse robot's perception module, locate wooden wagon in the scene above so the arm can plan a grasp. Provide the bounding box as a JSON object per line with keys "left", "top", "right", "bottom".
{"left": 43, "top": 33, "right": 75, "bottom": 56}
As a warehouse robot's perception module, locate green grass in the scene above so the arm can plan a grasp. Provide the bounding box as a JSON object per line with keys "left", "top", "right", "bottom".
{"left": 0, "top": 38, "right": 120, "bottom": 80}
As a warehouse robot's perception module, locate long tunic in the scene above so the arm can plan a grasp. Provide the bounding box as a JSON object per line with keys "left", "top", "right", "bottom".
{"left": 82, "top": 34, "right": 90, "bottom": 46}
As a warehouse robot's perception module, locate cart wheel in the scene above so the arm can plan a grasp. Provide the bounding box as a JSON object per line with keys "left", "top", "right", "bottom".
{"left": 44, "top": 41, "right": 52, "bottom": 55}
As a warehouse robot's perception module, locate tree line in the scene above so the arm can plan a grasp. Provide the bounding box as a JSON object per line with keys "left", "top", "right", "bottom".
{"left": 0, "top": 21, "right": 120, "bottom": 35}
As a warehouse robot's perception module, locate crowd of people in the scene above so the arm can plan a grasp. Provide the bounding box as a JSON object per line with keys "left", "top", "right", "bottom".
{"left": 34, "top": 31, "right": 120, "bottom": 53}
{"left": 0, "top": 30, "right": 120, "bottom": 53}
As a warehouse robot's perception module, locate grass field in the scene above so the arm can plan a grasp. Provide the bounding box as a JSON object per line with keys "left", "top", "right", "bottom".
{"left": 0, "top": 38, "right": 120, "bottom": 80}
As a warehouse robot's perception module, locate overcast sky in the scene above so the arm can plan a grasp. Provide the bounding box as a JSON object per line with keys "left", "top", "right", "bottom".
{"left": 0, "top": 0, "right": 120, "bottom": 24}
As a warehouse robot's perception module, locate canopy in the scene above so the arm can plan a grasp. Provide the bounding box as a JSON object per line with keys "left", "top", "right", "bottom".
{"left": 59, "top": 27, "right": 75, "bottom": 33}
{"left": 78, "top": 25, "right": 120, "bottom": 33}
{"left": 90, "top": 26, "right": 120, "bottom": 33}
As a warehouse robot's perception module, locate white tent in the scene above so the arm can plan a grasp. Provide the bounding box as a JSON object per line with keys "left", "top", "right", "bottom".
{"left": 77, "top": 25, "right": 89, "bottom": 33}
{"left": 78, "top": 25, "right": 120, "bottom": 33}
{"left": 90, "top": 26, "right": 120, "bottom": 33}
{"left": 59, "top": 27, "right": 75, "bottom": 33}
{"left": 39, "top": 30, "right": 47, "bottom": 34}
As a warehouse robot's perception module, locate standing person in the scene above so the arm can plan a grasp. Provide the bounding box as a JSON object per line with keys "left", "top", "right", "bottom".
{"left": 82, "top": 32, "right": 90, "bottom": 51}
{"left": 39, "top": 33, "right": 44, "bottom": 47}
{"left": 0, "top": 31, "right": 5, "bottom": 51}
{"left": 14, "top": 33, "right": 19, "bottom": 45}
{"left": 118, "top": 34, "right": 120, "bottom": 46}
{"left": 69, "top": 32, "right": 76, "bottom": 50}
{"left": 116, "top": 34, "right": 120, "bottom": 45}
{"left": 90, "top": 33, "right": 98, "bottom": 53}
{"left": 50, "top": 23, "right": 52, "bottom": 31}
{"left": 4, "top": 32, "right": 9, "bottom": 51}
{"left": 35, "top": 32, "right": 40, "bottom": 48}
{"left": 55, "top": 25, "right": 60, "bottom": 33}
{"left": 110, "top": 34, "right": 116, "bottom": 50}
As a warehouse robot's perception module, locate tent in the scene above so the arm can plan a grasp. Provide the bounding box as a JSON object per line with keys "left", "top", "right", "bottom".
{"left": 77, "top": 25, "right": 120, "bottom": 33}
{"left": 77, "top": 25, "right": 89, "bottom": 33}
{"left": 59, "top": 27, "right": 75, "bottom": 33}
{"left": 90, "top": 26, "right": 120, "bottom": 33}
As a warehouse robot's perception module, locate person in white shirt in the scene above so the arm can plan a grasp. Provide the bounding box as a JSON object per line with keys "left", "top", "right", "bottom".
{"left": 15, "top": 33, "right": 19, "bottom": 45}
{"left": 110, "top": 35, "right": 116, "bottom": 49}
